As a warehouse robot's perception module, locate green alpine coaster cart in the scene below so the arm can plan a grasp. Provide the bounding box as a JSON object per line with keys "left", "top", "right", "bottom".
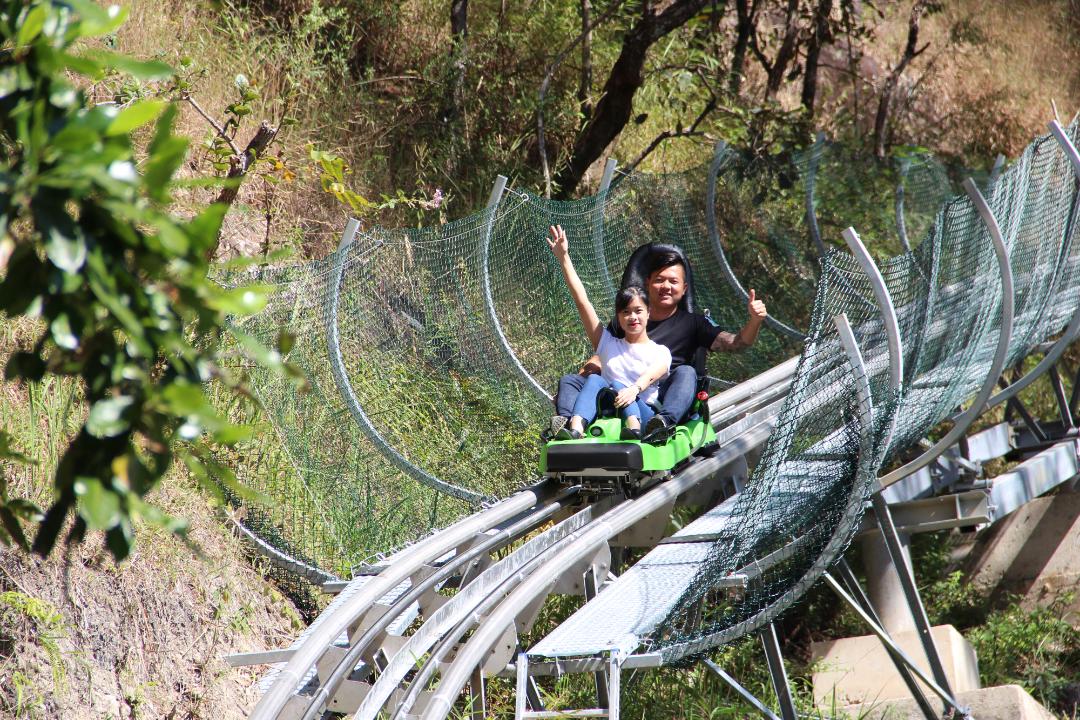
{"left": 540, "top": 242, "right": 720, "bottom": 495}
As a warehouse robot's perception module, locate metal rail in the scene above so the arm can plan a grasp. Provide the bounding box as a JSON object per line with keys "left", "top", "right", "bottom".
{"left": 420, "top": 423, "right": 777, "bottom": 719}
{"left": 705, "top": 141, "right": 806, "bottom": 340}
{"left": 250, "top": 479, "right": 561, "bottom": 719}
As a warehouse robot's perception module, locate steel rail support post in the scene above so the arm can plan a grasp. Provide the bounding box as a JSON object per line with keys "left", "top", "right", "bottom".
{"left": 823, "top": 573, "right": 970, "bottom": 718}
{"left": 1069, "top": 364, "right": 1080, "bottom": 419}
{"left": 480, "top": 175, "right": 553, "bottom": 402}
{"left": 870, "top": 493, "right": 957, "bottom": 716}
{"left": 1049, "top": 365, "right": 1076, "bottom": 429}
{"left": 469, "top": 667, "right": 486, "bottom": 720}
{"left": 591, "top": 158, "right": 618, "bottom": 297}
{"left": 760, "top": 623, "right": 797, "bottom": 720}
{"left": 878, "top": 178, "right": 1015, "bottom": 488}
{"left": 706, "top": 140, "right": 806, "bottom": 340}
{"left": 702, "top": 660, "right": 782, "bottom": 720}
{"left": 999, "top": 376, "right": 1048, "bottom": 442}
{"left": 583, "top": 568, "right": 609, "bottom": 709}
{"left": 607, "top": 653, "right": 622, "bottom": 720}
{"left": 834, "top": 559, "right": 939, "bottom": 720}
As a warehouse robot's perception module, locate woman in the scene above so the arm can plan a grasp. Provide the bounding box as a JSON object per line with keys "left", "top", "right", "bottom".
{"left": 546, "top": 225, "right": 670, "bottom": 440}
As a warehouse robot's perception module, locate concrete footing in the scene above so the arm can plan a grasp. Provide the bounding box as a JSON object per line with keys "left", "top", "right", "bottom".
{"left": 964, "top": 492, "right": 1080, "bottom": 620}
{"left": 810, "top": 625, "right": 978, "bottom": 708}
{"left": 832, "top": 684, "right": 1055, "bottom": 719}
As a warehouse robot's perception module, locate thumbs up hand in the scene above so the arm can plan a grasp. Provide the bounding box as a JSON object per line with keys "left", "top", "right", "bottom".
{"left": 748, "top": 288, "right": 767, "bottom": 323}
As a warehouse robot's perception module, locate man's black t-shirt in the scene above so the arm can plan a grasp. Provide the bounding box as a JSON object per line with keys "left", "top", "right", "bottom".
{"left": 647, "top": 308, "right": 723, "bottom": 369}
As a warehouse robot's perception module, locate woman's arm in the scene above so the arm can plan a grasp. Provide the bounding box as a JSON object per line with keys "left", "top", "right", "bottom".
{"left": 547, "top": 225, "right": 603, "bottom": 349}
{"left": 615, "top": 360, "right": 670, "bottom": 408}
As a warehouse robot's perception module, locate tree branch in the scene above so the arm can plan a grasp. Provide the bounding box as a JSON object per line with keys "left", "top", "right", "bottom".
{"left": 183, "top": 93, "right": 241, "bottom": 157}
{"left": 625, "top": 96, "right": 717, "bottom": 173}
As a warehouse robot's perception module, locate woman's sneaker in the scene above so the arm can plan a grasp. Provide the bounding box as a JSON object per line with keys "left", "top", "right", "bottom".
{"left": 541, "top": 415, "right": 568, "bottom": 442}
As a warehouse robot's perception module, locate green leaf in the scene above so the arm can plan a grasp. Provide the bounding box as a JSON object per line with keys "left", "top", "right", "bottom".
{"left": 16, "top": 5, "right": 47, "bottom": 46}
{"left": 86, "top": 396, "right": 133, "bottom": 438}
{"left": 209, "top": 284, "right": 271, "bottom": 315}
{"left": 229, "top": 329, "right": 283, "bottom": 371}
{"left": 40, "top": 209, "right": 87, "bottom": 273}
{"left": 75, "top": 477, "right": 121, "bottom": 530}
{"left": 66, "top": 0, "right": 128, "bottom": 36}
{"left": 50, "top": 313, "right": 78, "bottom": 350}
{"left": 84, "top": 50, "right": 173, "bottom": 80}
{"left": 204, "top": 457, "right": 271, "bottom": 505}
{"left": 160, "top": 381, "right": 209, "bottom": 416}
{"left": 211, "top": 423, "right": 254, "bottom": 445}
{"left": 106, "top": 99, "right": 167, "bottom": 137}
{"left": 185, "top": 203, "right": 227, "bottom": 254}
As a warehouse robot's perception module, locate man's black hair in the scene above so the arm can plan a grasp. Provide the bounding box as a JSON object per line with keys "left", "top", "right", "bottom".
{"left": 620, "top": 243, "right": 696, "bottom": 314}
{"left": 646, "top": 250, "right": 687, "bottom": 280}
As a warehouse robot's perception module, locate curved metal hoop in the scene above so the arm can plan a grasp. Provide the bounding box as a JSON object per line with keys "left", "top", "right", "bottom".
{"left": 894, "top": 157, "right": 913, "bottom": 253}
{"left": 842, "top": 228, "right": 904, "bottom": 396}
{"left": 591, "top": 158, "right": 618, "bottom": 297}
{"left": 805, "top": 131, "right": 828, "bottom": 258}
{"left": 978, "top": 121, "right": 1080, "bottom": 411}
{"left": 480, "top": 176, "right": 554, "bottom": 402}
{"left": 879, "top": 179, "right": 1015, "bottom": 488}
{"left": 325, "top": 220, "right": 486, "bottom": 505}
{"left": 705, "top": 141, "right": 807, "bottom": 340}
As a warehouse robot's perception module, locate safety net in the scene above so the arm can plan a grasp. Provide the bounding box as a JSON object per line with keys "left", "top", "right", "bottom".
{"left": 646, "top": 121, "right": 1080, "bottom": 662}
{"left": 213, "top": 119, "right": 1074, "bottom": 628}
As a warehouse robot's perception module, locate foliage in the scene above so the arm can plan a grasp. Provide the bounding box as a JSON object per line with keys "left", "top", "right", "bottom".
{"left": 0, "top": 0, "right": 298, "bottom": 560}
{"left": 968, "top": 597, "right": 1080, "bottom": 714}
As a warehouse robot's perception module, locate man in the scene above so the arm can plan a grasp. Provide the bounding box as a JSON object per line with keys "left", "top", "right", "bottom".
{"left": 549, "top": 246, "right": 767, "bottom": 441}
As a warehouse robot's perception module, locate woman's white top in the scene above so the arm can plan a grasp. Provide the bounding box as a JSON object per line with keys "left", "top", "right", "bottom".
{"left": 597, "top": 328, "right": 671, "bottom": 404}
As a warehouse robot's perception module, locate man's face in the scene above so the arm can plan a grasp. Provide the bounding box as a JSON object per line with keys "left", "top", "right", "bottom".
{"left": 648, "top": 264, "right": 686, "bottom": 311}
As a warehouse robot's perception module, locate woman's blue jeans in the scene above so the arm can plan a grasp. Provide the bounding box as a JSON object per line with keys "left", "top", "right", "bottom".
{"left": 570, "top": 374, "right": 656, "bottom": 425}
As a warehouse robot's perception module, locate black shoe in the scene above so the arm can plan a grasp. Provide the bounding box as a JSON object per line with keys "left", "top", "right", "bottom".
{"left": 642, "top": 414, "right": 675, "bottom": 444}
{"left": 555, "top": 427, "right": 582, "bottom": 440}
{"left": 620, "top": 426, "right": 642, "bottom": 441}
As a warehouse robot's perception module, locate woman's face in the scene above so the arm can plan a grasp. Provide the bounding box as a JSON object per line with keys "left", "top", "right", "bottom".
{"left": 618, "top": 296, "right": 649, "bottom": 337}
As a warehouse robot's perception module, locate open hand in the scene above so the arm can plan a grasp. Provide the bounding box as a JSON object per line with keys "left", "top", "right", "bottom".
{"left": 615, "top": 386, "right": 639, "bottom": 408}
{"left": 748, "top": 288, "right": 767, "bottom": 323}
{"left": 547, "top": 225, "right": 568, "bottom": 260}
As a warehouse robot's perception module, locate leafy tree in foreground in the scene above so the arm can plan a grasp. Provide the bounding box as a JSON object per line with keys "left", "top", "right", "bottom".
{"left": 0, "top": 0, "right": 294, "bottom": 559}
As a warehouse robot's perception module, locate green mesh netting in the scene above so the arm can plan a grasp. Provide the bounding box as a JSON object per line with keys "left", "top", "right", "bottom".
{"left": 646, "top": 121, "right": 1080, "bottom": 662}
{"left": 215, "top": 117, "right": 1078, "bottom": 653}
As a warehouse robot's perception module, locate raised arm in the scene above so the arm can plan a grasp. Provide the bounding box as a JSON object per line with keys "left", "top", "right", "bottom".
{"left": 711, "top": 288, "right": 768, "bottom": 352}
{"left": 547, "top": 225, "right": 603, "bottom": 349}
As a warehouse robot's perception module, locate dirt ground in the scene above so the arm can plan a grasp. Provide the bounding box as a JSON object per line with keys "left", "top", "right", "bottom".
{"left": 0, "top": 478, "right": 304, "bottom": 720}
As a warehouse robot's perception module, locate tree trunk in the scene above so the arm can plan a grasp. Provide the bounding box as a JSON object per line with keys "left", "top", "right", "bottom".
{"left": 729, "top": 0, "right": 757, "bottom": 95}
{"left": 801, "top": 0, "right": 833, "bottom": 117}
{"left": 580, "top": 0, "right": 593, "bottom": 122}
{"left": 553, "top": 0, "right": 711, "bottom": 198}
{"left": 445, "top": 0, "right": 468, "bottom": 122}
{"left": 763, "top": 0, "right": 802, "bottom": 100}
{"left": 873, "top": 0, "right": 927, "bottom": 158}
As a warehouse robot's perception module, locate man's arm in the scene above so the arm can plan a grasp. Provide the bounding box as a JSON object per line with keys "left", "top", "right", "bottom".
{"left": 711, "top": 288, "right": 767, "bottom": 352}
